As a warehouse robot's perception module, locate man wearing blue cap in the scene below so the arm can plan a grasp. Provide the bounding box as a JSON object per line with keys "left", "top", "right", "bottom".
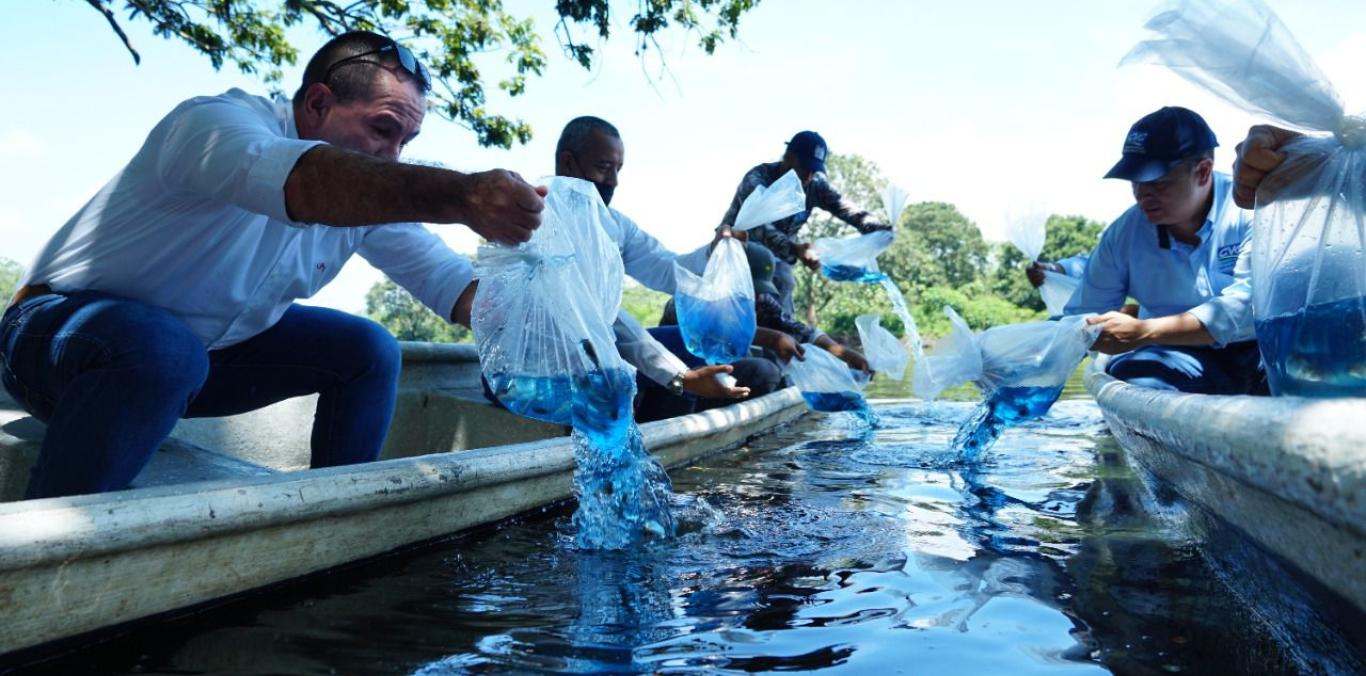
{"left": 1064, "top": 106, "right": 1264, "bottom": 394}
{"left": 718, "top": 131, "right": 892, "bottom": 313}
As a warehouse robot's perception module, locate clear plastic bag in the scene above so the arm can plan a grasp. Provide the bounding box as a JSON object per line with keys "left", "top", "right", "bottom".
{"left": 882, "top": 183, "right": 911, "bottom": 226}
{"left": 1006, "top": 211, "right": 1046, "bottom": 263}
{"left": 813, "top": 230, "right": 895, "bottom": 283}
{"left": 913, "top": 307, "right": 1099, "bottom": 401}
{"left": 1038, "top": 270, "right": 1080, "bottom": 318}
{"left": 672, "top": 237, "right": 757, "bottom": 364}
{"left": 1122, "top": 0, "right": 1366, "bottom": 397}
{"left": 731, "top": 169, "right": 808, "bottom": 232}
{"left": 472, "top": 177, "right": 629, "bottom": 425}
{"left": 913, "top": 308, "right": 1100, "bottom": 459}
{"left": 855, "top": 313, "right": 909, "bottom": 381}
{"left": 784, "top": 342, "right": 868, "bottom": 414}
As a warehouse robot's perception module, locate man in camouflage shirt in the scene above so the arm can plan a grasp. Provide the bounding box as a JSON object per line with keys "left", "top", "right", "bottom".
{"left": 719, "top": 130, "right": 892, "bottom": 313}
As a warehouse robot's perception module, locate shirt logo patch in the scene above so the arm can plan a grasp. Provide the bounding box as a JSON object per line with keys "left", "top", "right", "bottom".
{"left": 1124, "top": 131, "right": 1149, "bottom": 154}
{"left": 1216, "top": 244, "right": 1239, "bottom": 273}
{"left": 316, "top": 263, "right": 326, "bottom": 272}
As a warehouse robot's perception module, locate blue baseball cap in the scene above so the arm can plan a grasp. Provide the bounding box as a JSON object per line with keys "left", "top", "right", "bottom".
{"left": 786, "top": 130, "right": 828, "bottom": 174}
{"left": 1104, "top": 106, "right": 1218, "bottom": 182}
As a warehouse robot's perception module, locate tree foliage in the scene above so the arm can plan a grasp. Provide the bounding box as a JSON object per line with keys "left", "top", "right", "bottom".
{"left": 621, "top": 283, "right": 669, "bottom": 328}
{"left": 0, "top": 258, "right": 22, "bottom": 304}
{"left": 84, "top": 0, "right": 762, "bottom": 147}
{"left": 365, "top": 277, "right": 469, "bottom": 342}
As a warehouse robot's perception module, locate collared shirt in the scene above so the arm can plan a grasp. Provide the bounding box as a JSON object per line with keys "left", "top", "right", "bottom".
{"left": 1064, "top": 172, "right": 1253, "bottom": 346}
{"left": 21, "top": 89, "right": 471, "bottom": 350}
{"left": 718, "top": 162, "right": 890, "bottom": 264}
{"left": 600, "top": 207, "right": 689, "bottom": 386}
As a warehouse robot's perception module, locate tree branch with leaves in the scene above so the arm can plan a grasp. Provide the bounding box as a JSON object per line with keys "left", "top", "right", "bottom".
{"left": 82, "top": 0, "right": 762, "bottom": 148}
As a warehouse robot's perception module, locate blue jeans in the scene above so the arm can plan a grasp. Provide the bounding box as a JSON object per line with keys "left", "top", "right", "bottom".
{"left": 1105, "top": 342, "right": 1268, "bottom": 395}
{"left": 1, "top": 291, "right": 402, "bottom": 499}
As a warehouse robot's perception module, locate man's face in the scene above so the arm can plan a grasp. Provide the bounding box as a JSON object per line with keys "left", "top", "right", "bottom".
{"left": 303, "top": 68, "right": 426, "bottom": 161}
{"left": 1131, "top": 158, "right": 1213, "bottom": 226}
{"left": 559, "top": 131, "right": 624, "bottom": 205}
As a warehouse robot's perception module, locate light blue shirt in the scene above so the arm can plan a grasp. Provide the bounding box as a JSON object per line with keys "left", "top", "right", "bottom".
{"left": 1064, "top": 172, "right": 1253, "bottom": 346}
{"left": 22, "top": 89, "right": 472, "bottom": 350}
{"left": 1056, "top": 254, "right": 1090, "bottom": 278}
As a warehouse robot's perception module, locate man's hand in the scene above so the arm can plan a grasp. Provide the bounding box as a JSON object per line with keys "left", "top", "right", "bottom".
{"left": 451, "top": 281, "right": 478, "bottom": 327}
{"left": 1087, "top": 311, "right": 1154, "bottom": 355}
{"left": 754, "top": 327, "right": 805, "bottom": 362}
{"left": 1231, "top": 125, "right": 1330, "bottom": 209}
{"left": 715, "top": 225, "right": 748, "bottom": 243}
{"left": 796, "top": 243, "right": 821, "bottom": 271}
{"left": 821, "top": 338, "right": 871, "bottom": 373}
{"left": 1026, "top": 261, "right": 1064, "bottom": 288}
{"left": 459, "top": 170, "right": 547, "bottom": 245}
{"left": 681, "top": 364, "right": 751, "bottom": 400}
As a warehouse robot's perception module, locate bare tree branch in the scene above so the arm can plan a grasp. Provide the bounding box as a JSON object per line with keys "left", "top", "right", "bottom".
{"left": 86, "top": 0, "right": 141, "bottom": 64}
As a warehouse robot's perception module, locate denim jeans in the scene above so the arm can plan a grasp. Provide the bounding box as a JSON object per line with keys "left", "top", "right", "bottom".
{"left": 1, "top": 291, "right": 402, "bottom": 499}
{"left": 1105, "top": 341, "right": 1268, "bottom": 395}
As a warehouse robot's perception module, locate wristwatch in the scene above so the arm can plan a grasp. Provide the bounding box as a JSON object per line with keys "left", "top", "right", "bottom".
{"left": 667, "top": 371, "right": 687, "bottom": 397}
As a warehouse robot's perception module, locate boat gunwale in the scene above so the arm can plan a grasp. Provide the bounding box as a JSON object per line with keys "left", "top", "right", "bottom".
{"left": 0, "top": 387, "right": 805, "bottom": 568}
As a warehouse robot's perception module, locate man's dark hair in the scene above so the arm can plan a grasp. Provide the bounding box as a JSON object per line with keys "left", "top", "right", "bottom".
{"left": 556, "top": 116, "right": 621, "bottom": 157}
{"left": 293, "top": 31, "right": 427, "bottom": 104}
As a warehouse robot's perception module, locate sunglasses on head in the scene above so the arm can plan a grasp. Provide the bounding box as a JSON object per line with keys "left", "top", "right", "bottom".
{"left": 323, "top": 41, "right": 431, "bottom": 92}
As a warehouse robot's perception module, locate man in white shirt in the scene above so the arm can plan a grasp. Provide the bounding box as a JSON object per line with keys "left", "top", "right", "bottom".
{"left": 1065, "top": 107, "right": 1265, "bottom": 394}
{"left": 1, "top": 31, "right": 545, "bottom": 499}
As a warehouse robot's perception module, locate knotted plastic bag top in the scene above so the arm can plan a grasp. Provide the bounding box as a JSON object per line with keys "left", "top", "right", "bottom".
{"left": 731, "top": 170, "right": 808, "bottom": 232}
{"left": 855, "top": 313, "right": 909, "bottom": 381}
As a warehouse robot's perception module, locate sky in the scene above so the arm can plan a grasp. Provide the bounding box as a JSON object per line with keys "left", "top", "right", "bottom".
{"left": 3, "top": 0, "right": 1365, "bottom": 314}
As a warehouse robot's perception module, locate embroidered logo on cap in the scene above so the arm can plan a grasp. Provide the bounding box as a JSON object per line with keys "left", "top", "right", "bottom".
{"left": 1124, "top": 131, "right": 1149, "bottom": 154}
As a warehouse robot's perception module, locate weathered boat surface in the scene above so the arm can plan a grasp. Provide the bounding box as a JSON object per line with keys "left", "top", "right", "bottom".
{"left": 0, "top": 342, "right": 807, "bottom": 656}
{"left": 1085, "top": 358, "right": 1366, "bottom": 612}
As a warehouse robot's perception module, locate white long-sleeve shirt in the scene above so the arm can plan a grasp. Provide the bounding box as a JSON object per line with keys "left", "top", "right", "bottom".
{"left": 22, "top": 89, "right": 472, "bottom": 350}
{"left": 1064, "top": 172, "right": 1253, "bottom": 347}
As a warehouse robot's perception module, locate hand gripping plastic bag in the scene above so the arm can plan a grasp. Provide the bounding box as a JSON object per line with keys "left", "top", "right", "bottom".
{"left": 855, "top": 313, "right": 909, "bottom": 381}
{"left": 882, "top": 183, "right": 911, "bottom": 227}
{"left": 1038, "top": 270, "right": 1080, "bottom": 318}
{"left": 731, "top": 169, "right": 808, "bottom": 232}
{"left": 784, "top": 343, "right": 871, "bottom": 418}
{"left": 472, "top": 176, "right": 629, "bottom": 425}
{"left": 1122, "top": 0, "right": 1366, "bottom": 396}
{"left": 913, "top": 308, "right": 1099, "bottom": 459}
{"left": 673, "top": 237, "right": 757, "bottom": 364}
{"left": 813, "top": 230, "right": 896, "bottom": 283}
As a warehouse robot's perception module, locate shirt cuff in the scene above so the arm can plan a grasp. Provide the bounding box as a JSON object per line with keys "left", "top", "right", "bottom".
{"left": 1186, "top": 301, "right": 1251, "bottom": 348}
{"left": 244, "top": 138, "right": 326, "bottom": 226}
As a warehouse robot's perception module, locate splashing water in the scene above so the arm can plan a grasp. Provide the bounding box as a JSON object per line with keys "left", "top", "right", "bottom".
{"left": 821, "top": 264, "right": 888, "bottom": 283}
{"left": 675, "top": 292, "right": 757, "bottom": 365}
{"left": 570, "top": 368, "right": 677, "bottom": 549}
{"left": 950, "top": 385, "right": 1064, "bottom": 462}
{"left": 879, "top": 278, "right": 924, "bottom": 360}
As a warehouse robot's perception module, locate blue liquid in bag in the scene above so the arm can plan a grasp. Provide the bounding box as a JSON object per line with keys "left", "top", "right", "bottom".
{"left": 487, "top": 372, "right": 574, "bottom": 425}
{"left": 821, "top": 264, "right": 887, "bottom": 283}
{"left": 802, "top": 390, "right": 867, "bottom": 412}
{"left": 1255, "top": 296, "right": 1366, "bottom": 397}
{"left": 675, "top": 292, "right": 756, "bottom": 364}
{"left": 950, "top": 385, "right": 1064, "bottom": 462}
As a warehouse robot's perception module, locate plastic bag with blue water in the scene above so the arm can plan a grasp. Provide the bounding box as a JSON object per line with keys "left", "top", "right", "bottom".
{"left": 912, "top": 307, "right": 1099, "bottom": 460}
{"left": 1122, "top": 0, "right": 1366, "bottom": 397}
{"left": 813, "top": 230, "right": 896, "bottom": 283}
{"left": 672, "top": 237, "right": 757, "bottom": 365}
{"left": 855, "top": 313, "right": 909, "bottom": 381}
{"left": 784, "top": 343, "right": 873, "bottom": 422}
{"left": 472, "top": 176, "right": 674, "bottom": 548}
